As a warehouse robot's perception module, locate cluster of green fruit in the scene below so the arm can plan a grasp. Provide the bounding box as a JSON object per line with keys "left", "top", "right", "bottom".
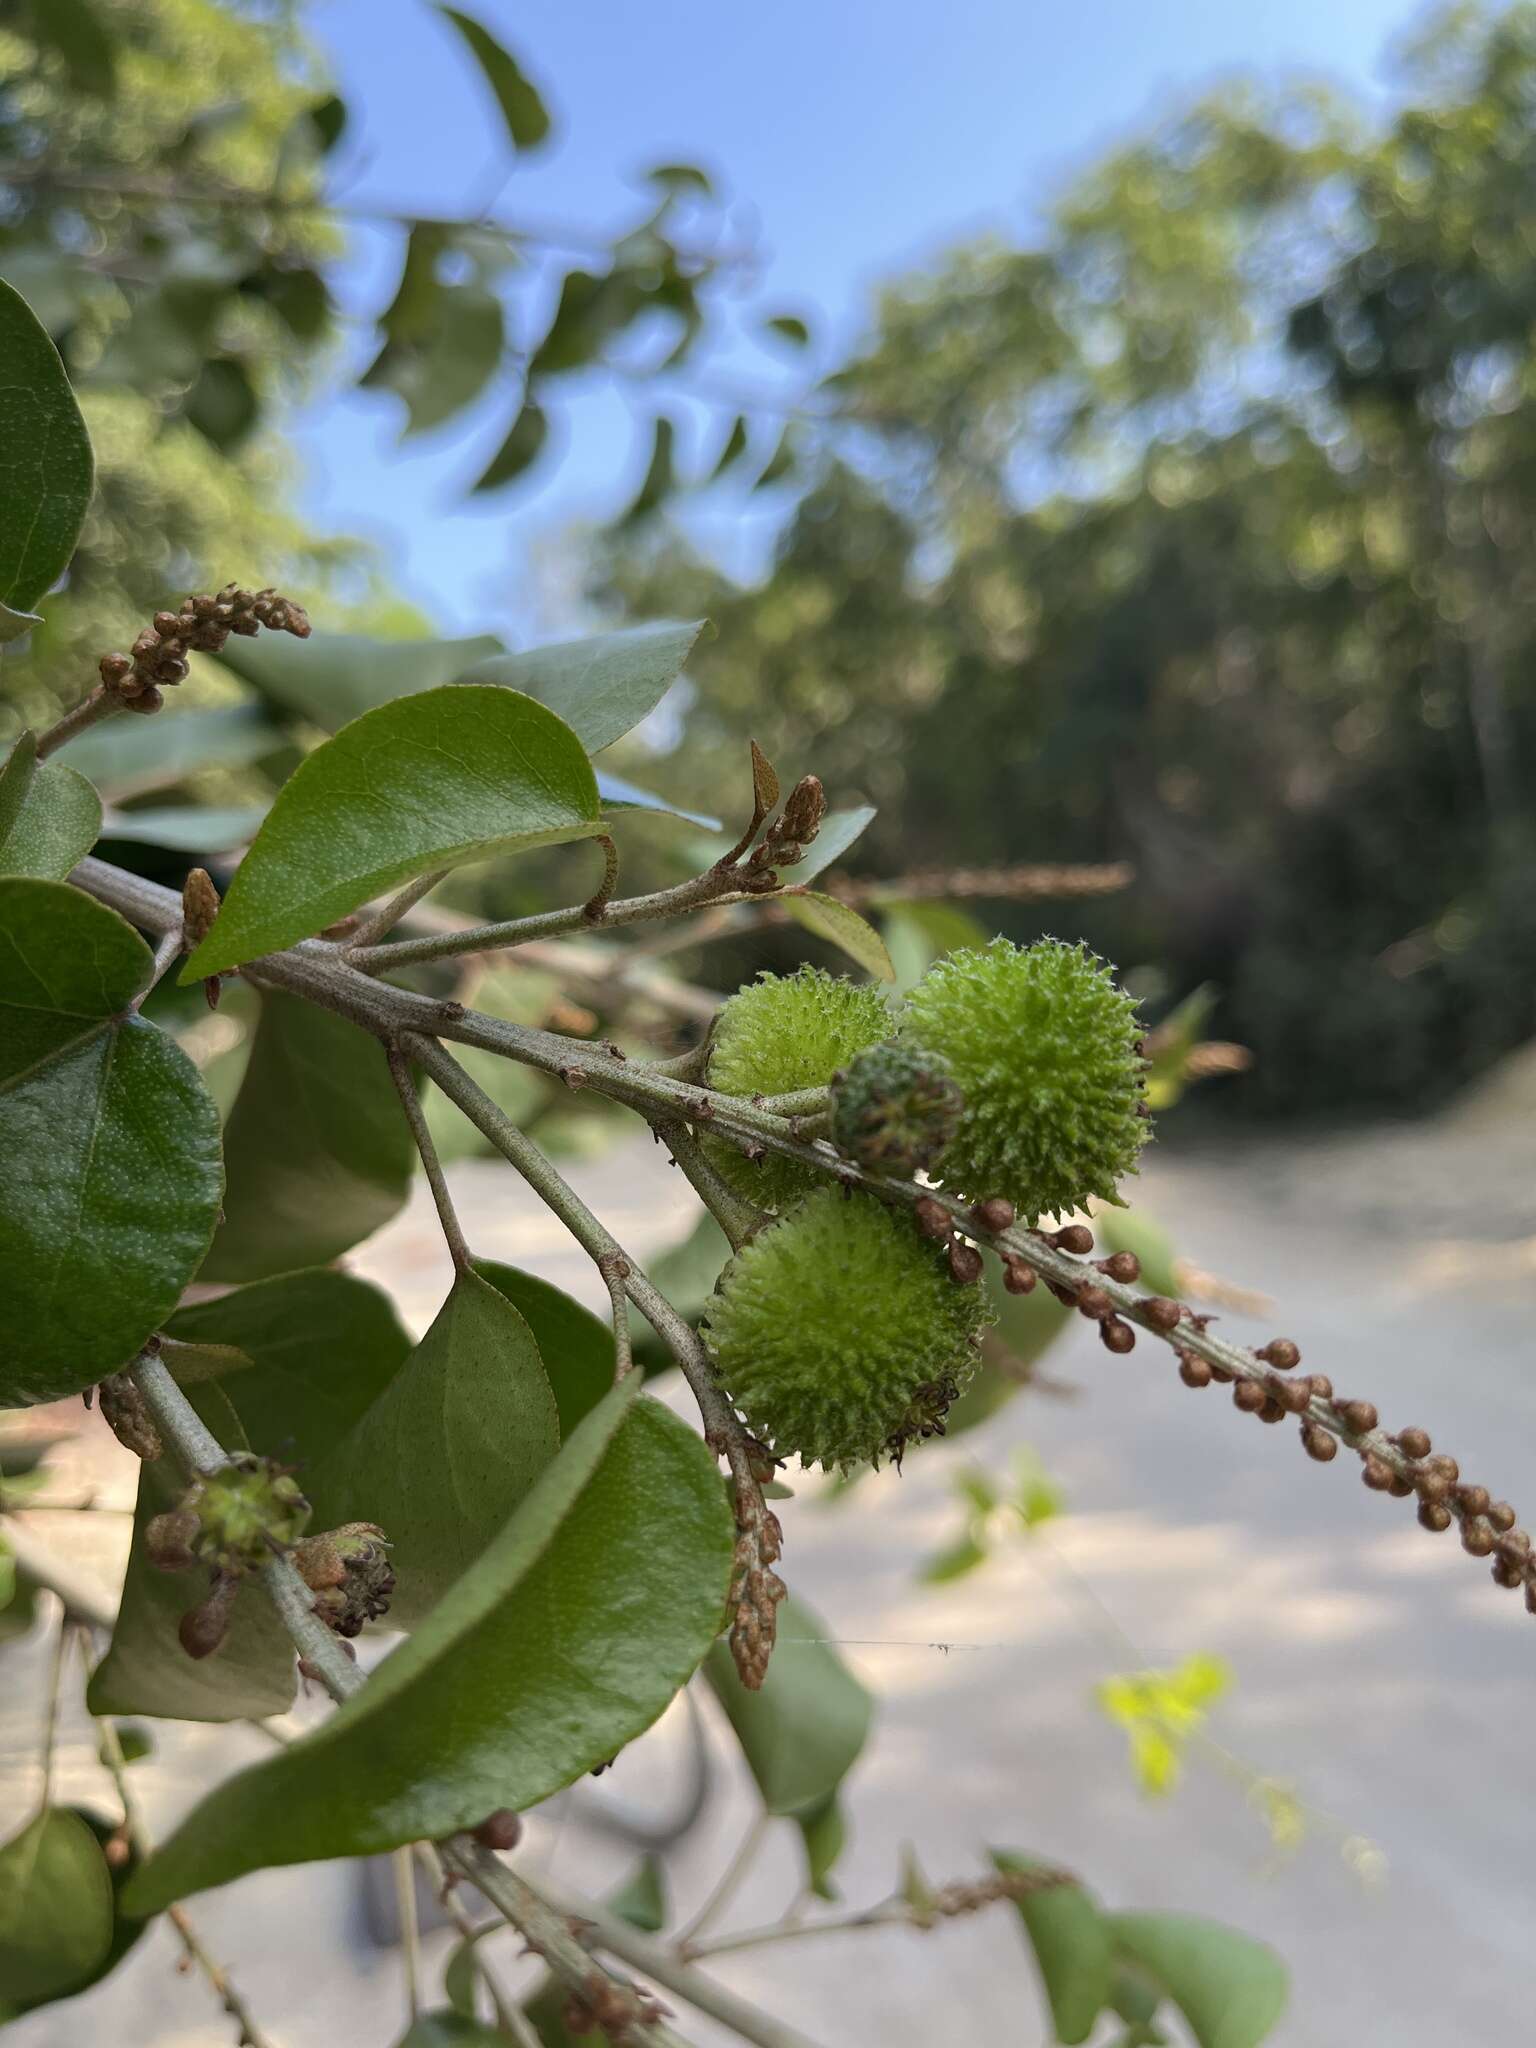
{"left": 702, "top": 938, "right": 1150, "bottom": 1470}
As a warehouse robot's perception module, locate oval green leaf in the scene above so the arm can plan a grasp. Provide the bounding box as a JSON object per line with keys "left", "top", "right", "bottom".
{"left": 0, "top": 879, "right": 223, "bottom": 1406}
{"left": 0, "top": 278, "right": 94, "bottom": 612}
{"left": 202, "top": 991, "right": 416, "bottom": 1282}
{"left": 308, "top": 1267, "right": 560, "bottom": 1629}
{"left": 212, "top": 627, "right": 504, "bottom": 730}
{"left": 992, "top": 1850, "right": 1114, "bottom": 2045}
{"left": 0, "top": 1808, "right": 115, "bottom": 2022}
{"left": 785, "top": 804, "right": 876, "bottom": 884}
{"left": 0, "top": 731, "right": 102, "bottom": 879}
{"left": 88, "top": 1269, "right": 413, "bottom": 1722}
{"left": 475, "top": 1258, "right": 615, "bottom": 1439}
{"left": 123, "top": 1380, "right": 734, "bottom": 1911}
{"left": 703, "top": 1593, "right": 873, "bottom": 1817}
{"left": 183, "top": 686, "right": 604, "bottom": 978}
{"left": 437, "top": 6, "right": 551, "bottom": 148}
{"left": 782, "top": 890, "right": 895, "bottom": 982}
{"left": 1107, "top": 1912, "right": 1288, "bottom": 2048}
{"left": 458, "top": 620, "right": 705, "bottom": 755}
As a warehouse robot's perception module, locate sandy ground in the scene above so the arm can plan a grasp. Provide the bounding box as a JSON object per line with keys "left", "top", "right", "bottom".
{"left": 4, "top": 1086, "right": 1535, "bottom": 2048}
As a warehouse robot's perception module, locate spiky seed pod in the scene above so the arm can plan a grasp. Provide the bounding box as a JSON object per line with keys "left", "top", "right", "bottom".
{"left": 901, "top": 937, "right": 1149, "bottom": 1221}
{"left": 703, "top": 1187, "right": 994, "bottom": 1470}
{"left": 830, "top": 1040, "right": 963, "bottom": 1175}
{"left": 705, "top": 967, "right": 890, "bottom": 1210}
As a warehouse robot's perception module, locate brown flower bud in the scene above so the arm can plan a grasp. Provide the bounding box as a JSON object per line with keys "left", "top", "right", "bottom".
{"left": 1002, "top": 1258, "right": 1036, "bottom": 1296}
{"left": 1276, "top": 1377, "right": 1312, "bottom": 1414}
{"left": 1097, "top": 1251, "right": 1140, "bottom": 1284}
{"left": 1233, "top": 1380, "right": 1267, "bottom": 1414}
{"left": 1339, "top": 1400, "right": 1378, "bottom": 1435}
{"left": 1049, "top": 1225, "right": 1094, "bottom": 1255}
{"left": 1488, "top": 1501, "right": 1518, "bottom": 1534}
{"left": 1395, "top": 1428, "right": 1432, "bottom": 1460}
{"left": 1361, "top": 1455, "right": 1392, "bottom": 1491}
{"left": 1418, "top": 1501, "right": 1452, "bottom": 1533}
{"left": 947, "top": 1240, "right": 983, "bottom": 1286}
{"left": 1257, "top": 1339, "right": 1301, "bottom": 1370}
{"left": 1259, "top": 1396, "right": 1286, "bottom": 1424}
{"left": 1462, "top": 1519, "right": 1495, "bottom": 1558}
{"left": 125, "top": 686, "right": 164, "bottom": 715}
{"left": 178, "top": 1576, "right": 238, "bottom": 1660}
{"left": 182, "top": 867, "right": 221, "bottom": 947}
{"left": 99, "top": 652, "right": 133, "bottom": 687}
{"left": 145, "top": 1509, "right": 200, "bottom": 1573}
{"left": 1454, "top": 1484, "right": 1491, "bottom": 1518}
{"left": 1178, "top": 1352, "right": 1211, "bottom": 1389}
{"left": 472, "top": 1809, "right": 523, "bottom": 1852}
{"left": 914, "top": 1197, "right": 952, "bottom": 1242}
{"left": 1099, "top": 1317, "right": 1135, "bottom": 1354}
{"left": 1075, "top": 1285, "right": 1112, "bottom": 1321}
{"left": 971, "top": 1197, "right": 1016, "bottom": 1235}
{"left": 1306, "top": 1374, "right": 1333, "bottom": 1403}
{"left": 1301, "top": 1424, "right": 1337, "bottom": 1462}
{"left": 1140, "top": 1296, "right": 1183, "bottom": 1332}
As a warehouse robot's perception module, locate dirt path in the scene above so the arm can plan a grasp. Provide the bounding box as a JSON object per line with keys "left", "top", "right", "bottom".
{"left": 5, "top": 1114, "right": 1534, "bottom": 2046}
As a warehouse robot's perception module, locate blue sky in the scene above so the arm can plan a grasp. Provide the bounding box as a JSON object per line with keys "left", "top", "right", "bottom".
{"left": 296, "top": 0, "right": 1431, "bottom": 638}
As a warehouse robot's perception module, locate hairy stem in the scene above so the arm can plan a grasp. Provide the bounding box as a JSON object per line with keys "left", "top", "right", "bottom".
{"left": 35, "top": 685, "right": 123, "bottom": 760}
{"left": 346, "top": 863, "right": 764, "bottom": 975}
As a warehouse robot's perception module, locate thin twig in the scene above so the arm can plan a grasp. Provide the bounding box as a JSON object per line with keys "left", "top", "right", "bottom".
{"left": 600, "top": 1252, "right": 636, "bottom": 1382}
{"left": 35, "top": 1612, "right": 69, "bottom": 1811}
{"left": 387, "top": 1042, "right": 472, "bottom": 1271}
{"left": 655, "top": 1119, "right": 767, "bottom": 1252}
{"left": 394, "top": 1847, "right": 422, "bottom": 2022}
{"left": 673, "top": 1812, "right": 771, "bottom": 1950}
{"left": 93, "top": 1680, "right": 279, "bottom": 2048}
{"left": 128, "top": 928, "right": 184, "bottom": 1013}
{"left": 413, "top": 1843, "right": 534, "bottom": 2044}
{"left": 583, "top": 835, "right": 622, "bottom": 922}
{"left": 35, "top": 685, "right": 123, "bottom": 760}
{"left": 345, "top": 870, "right": 449, "bottom": 954}
{"left": 407, "top": 1036, "right": 786, "bottom": 1687}
{"left": 346, "top": 865, "right": 761, "bottom": 975}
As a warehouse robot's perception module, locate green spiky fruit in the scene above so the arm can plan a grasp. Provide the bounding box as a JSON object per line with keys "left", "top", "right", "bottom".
{"left": 705, "top": 967, "right": 890, "bottom": 1210}
{"left": 702, "top": 1187, "right": 993, "bottom": 1470}
{"left": 901, "top": 936, "right": 1149, "bottom": 1221}
{"left": 831, "top": 1040, "right": 963, "bottom": 1174}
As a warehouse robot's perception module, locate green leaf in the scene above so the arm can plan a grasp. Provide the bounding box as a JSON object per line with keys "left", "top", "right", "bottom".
{"left": 124, "top": 1382, "right": 733, "bottom": 1910}
{"left": 99, "top": 804, "right": 268, "bottom": 853}
{"left": 918, "top": 1532, "right": 989, "bottom": 1583}
{"left": 0, "top": 879, "right": 223, "bottom": 1406}
{"left": 438, "top": 8, "right": 552, "bottom": 148}
{"left": 794, "top": 805, "right": 877, "bottom": 883}
{"left": 782, "top": 891, "right": 895, "bottom": 981}
{"left": 183, "top": 687, "right": 604, "bottom": 978}
{"left": 64, "top": 704, "right": 283, "bottom": 800}
{"left": 474, "top": 399, "right": 548, "bottom": 492}
{"left": 363, "top": 287, "right": 504, "bottom": 438}
{"left": 991, "top": 1851, "right": 1114, "bottom": 2046}
{"left": 0, "top": 278, "right": 94, "bottom": 611}
{"left": 0, "top": 737, "right": 101, "bottom": 879}
{"left": 1146, "top": 985, "right": 1219, "bottom": 1111}
{"left": 305, "top": 93, "right": 348, "bottom": 154}
{"left": 0, "top": 602, "right": 42, "bottom": 642}
{"left": 185, "top": 356, "right": 258, "bottom": 450}
{"left": 597, "top": 772, "right": 720, "bottom": 831}
{"left": 211, "top": 627, "right": 504, "bottom": 731}
{"left": 606, "top": 1854, "right": 668, "bottom": 1932}
{"left": 89, "top": 1270, "right": 412, "bottom": 1721}
{"left": 620, "top": 416, "right": 676, "bottom": 525}
{"left": 56, "top": 1805, "right": 152, "bottom": 2004}
{"left": 703, "top": 1594, "right": 872, "bottom": 1818}
{"left": 202, "top": 990, "right": 416, "bottom": 1282}
{"left": 0, "top": 1537, "right": 40, "bottom": 1644}
{"left": 796, "top": 1794, "right": 847, "bottom": 1901}
{"left": 708, "top": 415, "right": 749, "bottom": 480}
{"left": 1107, "top": 1914, "right": 1288, "bottom": 2048}
{"left": 22, "top": 0, "right": 118, "bottom": 95}
{"left": 444, "top": 1932, "right": 486, "bottom": 2018}
{"left": 647, "top": 162, "right": 714, "bottom": 196}
{"left": 459, "top": 620, "right": 705, "bottom": 755}
{"left": 765, "top": 314, "right": 811, "bottom": 346}
{"left": 475, "top": 1260, "right": 615, "bottom": 1440}
{"left": 0, "top": 1809, "right": 115, "bottom": 2022}
{"left": 309, "top": 1269, "right": 560, "bottom": 1629}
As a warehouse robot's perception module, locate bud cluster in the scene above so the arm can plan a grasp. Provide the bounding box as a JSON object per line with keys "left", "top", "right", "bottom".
{"left": 97, "top": 585, "right": 311, "bottom": 717}
{"left": 293, "top": 1522, "right": 396, "bottom": 1639}
{"left": 145, "top": 1455, "right": 313, "bottom": 1661}
{"left": 740, "top": 773, "right": 828, "bottom": 893}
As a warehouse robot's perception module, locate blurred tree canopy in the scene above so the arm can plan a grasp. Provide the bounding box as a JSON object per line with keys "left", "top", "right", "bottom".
{"left": 0, "top": 0, "right": 802, "bottom": 730}
{"left": 597, "top": 4, "right": 1536, "bottom": 1115}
